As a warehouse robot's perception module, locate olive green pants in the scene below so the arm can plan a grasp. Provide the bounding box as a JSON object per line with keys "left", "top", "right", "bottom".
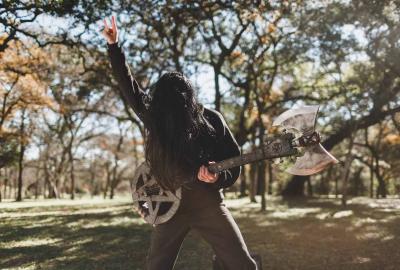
{"left": 146, "top": 186, "right": 257, "bottom": 270}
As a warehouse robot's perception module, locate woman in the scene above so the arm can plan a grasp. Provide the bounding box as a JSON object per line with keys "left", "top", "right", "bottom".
{"left": 101, "top": 16, "right": 257, "bottom": 270}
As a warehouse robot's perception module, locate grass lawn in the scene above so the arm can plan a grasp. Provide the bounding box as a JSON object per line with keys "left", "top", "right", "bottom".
{"left": 1, "top": 196, "right": 399, "bottom": 270}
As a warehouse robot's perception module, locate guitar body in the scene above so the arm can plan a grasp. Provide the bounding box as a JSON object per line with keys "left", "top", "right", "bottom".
{"left": 131, "top": 162, "right": 182, "bottom": 225}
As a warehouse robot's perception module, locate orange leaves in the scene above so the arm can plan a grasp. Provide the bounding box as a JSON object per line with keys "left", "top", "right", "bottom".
{"left": 246, "top": 11, "right": 261, "bottom": 22}
{"left": 0, "top": 39, "right": 57, "bottom": 130}
{"left": 230, "top": 51, "right": 242, "bottom": 58}
{"left": 260, "top": 35, "right": 271, "bottom": 44}
{"left": 229, "top": 50, "right": 246, "bottom": 68}
{"left": 267, "top": 23, "right": 277, "bottom": 34}
{"left": 384, "top": 134, "right": 400, "bottom": 145}
{"left": 130, "top": 138, "right": 144, "bottom": 146}
{"left": 15, "top": 74, "right": 53, "bottom": 107}
{"left": 1, "top": 40, "right": 49, "bottom": 78}
{"left": 239, "top": 9, "right": 262, "bottom": 23}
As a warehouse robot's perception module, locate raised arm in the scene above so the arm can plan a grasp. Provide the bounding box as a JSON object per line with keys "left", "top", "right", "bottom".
{"left": 102, "top": 16, "right": 150, "bottom": 125}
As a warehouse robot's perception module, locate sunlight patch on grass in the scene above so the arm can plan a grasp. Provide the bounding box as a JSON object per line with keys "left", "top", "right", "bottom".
{"left": 0, "top": 238, "right": 62, "bottom": 249}
{"left": 381, "top": 235, "right": 395, "bottom": 242}
{"left": 352, "top": 256, "right": 371, "bottom": 264}
{"left": 0, "top": 196, "right": 132, "bottom": 209}
{"left": 63, "top": 238, "right": 94, "bottom": 253}
{"left": 323, "top": 222, "right": 337, "bottom": 228}
{"left": 352, "top": 217, "right": 377, "bottom": 227}
{"left": 356, "top": 231, "right": 385, "bottom": 240}
{"left": 22, "top": 217, "right": 61, "bottom": 228}
{"left": 225, "top": 197, "right": 260, "bottom": 209}
{"left": 254, "top": 219, "right": 279, "bottom": 227}
{"left": 349, "top": 197, "right": 400, "bottom": 213}
{"left": 2, "top": 264, "right": 37, "bottom": 270}
{"left": 65, "top": 215, "right": 144, "bottom": 230}
{"left": 81, "top": 216, "right": 139, "bottom": 228}
{"left": 378, "top": 208, "right": 400, "bottom": 213}
{"left": 315, "top": 212, "right": 331, "bottom": 220}
{"left": 355, "top": 224, "right": 389, "bottom": 240}
{"left": 0, "top": 205, "right": 129, "bottom": 219}
{"left": 332, "top": 210, "right": 353, "bottom": 218}
{"left": 269, "top": 207, "right": 321, "bottom": 219}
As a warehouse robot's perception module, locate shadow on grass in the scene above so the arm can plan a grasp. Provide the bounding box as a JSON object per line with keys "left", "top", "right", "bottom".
{"left": 229, "top": 197, "right": 400, "bottom": 270}
{"left": 0, "top": 202, "right": 213, "bottom": 270}
{"left": 1, "top": 198, "right": 399, "bottom": 270}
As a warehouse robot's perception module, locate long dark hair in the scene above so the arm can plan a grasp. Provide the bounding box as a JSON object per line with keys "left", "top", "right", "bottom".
{"left": 145, "top": 72, "right": 215, "bottom": 191}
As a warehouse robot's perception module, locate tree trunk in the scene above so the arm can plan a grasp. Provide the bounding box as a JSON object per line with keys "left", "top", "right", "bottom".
{"left": 16, "top": 110, "right": 26, "bottom": 202}
{"left": 320, "top": 167, "right": 332, "bottom": 195}
{"left": 351, "top": 168, "right": 363, "bottom": 196}
{"left": 306, "top": 178, "right": 313, "bottom": 197}
{"left": 48, "top": 165, "right": 61, "bottom": 199}
{"left": 69, "top": 150, "right": 75, "bottom": 200}
{"left": 341, "top": 158, "right": 353, "bottom": 207}
{"left": 0, "top": 169, "right": 2, "bottom": 202}
{"left": 35, "top": 168, "right": 40, "bottom": 199}
{"left": 13, "top": 171, "right": 17, "bottom": 199}
{"left": 89, "top": 162, "right": 97, "bottom": 197}
{"left": 16, "top": 144, "right": 25, "bottom": 201}
{"left": 213, "top": 67, "right": 221, "bottom": 112}
{"left": 4, "top": 178, "right": 8, "bottom": 200}
{"left": 258, "top": 161, "right": 267, "bottom": 211}
{"left": 239, "top": 171, "right": 247, "bottom": 197}
{"left": 249, "top": 163, "right": 257, "bottom": 202}
{"left": 369, "top": 158, "right": 374, "bottom": 198}
{"left": 109, "top": 129, "right": 124, "bottom": 199}
{"left": 341, "top": 132, "right": 355, "bottom": 206}
{"left": 341, "top": 157, "right": 354, "bottom": 206}
{"left": 282, "top": 175, "right": 307, "bottom": 197}
{"left": 109, "top": 163, "right": 117, "bottom": 199}
{"left": 267, "top": 163, "right": 273, "bottom": 195}
{"left": 104, "top": 163, "right": 111, "bottom": 199}
{"left": 335, "top": 175, "right": 339, "bottom": 198}
{"left": 375, "top": 157, "right": 387, "bottom": 198}
{"left": 44, "top": 161, "right": 50, "bottom": 198}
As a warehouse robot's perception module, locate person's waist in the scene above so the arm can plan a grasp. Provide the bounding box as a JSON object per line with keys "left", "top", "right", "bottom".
{"left": 180, "top": 183, "right": 222, "bottom": 208}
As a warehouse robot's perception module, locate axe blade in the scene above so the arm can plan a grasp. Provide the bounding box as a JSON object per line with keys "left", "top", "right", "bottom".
{"left": 273, "top": 105, "right": 320, "bottom": 135}
{"left": 286, "top": 143, "right": 339, "bottom": 176}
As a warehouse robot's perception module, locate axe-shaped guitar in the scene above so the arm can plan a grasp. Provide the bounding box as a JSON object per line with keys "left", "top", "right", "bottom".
{"left": 131, "top": 105, "right": 339, "bottom": 225}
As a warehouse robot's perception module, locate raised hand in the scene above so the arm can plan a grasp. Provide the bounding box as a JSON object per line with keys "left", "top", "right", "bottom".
{"left": 101, "top": 15, "right": 118, "bottom": 44}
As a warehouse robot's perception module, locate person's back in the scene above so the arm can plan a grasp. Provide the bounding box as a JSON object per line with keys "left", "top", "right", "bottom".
{"left": 102, "top": 15, "right": 257, "bottom": 270}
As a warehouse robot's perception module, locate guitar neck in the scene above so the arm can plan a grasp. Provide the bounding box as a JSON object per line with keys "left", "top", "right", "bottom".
{"left": 208, "top": 134, "right": 298, "bottom": 174}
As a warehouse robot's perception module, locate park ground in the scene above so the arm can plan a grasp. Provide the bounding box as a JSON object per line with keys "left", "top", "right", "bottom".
{"left": 0, "top": 195, "right": 399, "bottom": 270}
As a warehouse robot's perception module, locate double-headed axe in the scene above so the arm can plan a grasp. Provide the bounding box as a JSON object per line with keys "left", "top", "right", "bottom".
{"left": 273, "top": 105, "right": 339, "bottom": 175}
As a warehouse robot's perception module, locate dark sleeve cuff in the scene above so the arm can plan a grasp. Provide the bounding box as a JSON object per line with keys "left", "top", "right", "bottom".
{"left": 213, "top": 167, "right": 240, "bottom": 190}
{"left": 213, "top": 169, "right": 232, "bottom": 189}
{"left": 107, "top": 42, "right": 120, "bottom": 52}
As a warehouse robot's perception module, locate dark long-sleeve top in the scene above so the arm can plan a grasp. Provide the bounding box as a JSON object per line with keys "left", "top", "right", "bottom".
{"left": 107, "top": 42, "right": 241, "bottom": 191}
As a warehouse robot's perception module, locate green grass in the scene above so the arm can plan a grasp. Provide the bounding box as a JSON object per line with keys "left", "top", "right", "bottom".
{"left": 1, "top": 196, "right": 399, "bottom": 270}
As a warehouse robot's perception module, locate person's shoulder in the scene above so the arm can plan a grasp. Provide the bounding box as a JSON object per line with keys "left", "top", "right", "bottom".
{"left": 203, "top": 106, "right": 225, "bottom": 123}
{"left": 202, "top": 106, "right": 227, "bottom": 136}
